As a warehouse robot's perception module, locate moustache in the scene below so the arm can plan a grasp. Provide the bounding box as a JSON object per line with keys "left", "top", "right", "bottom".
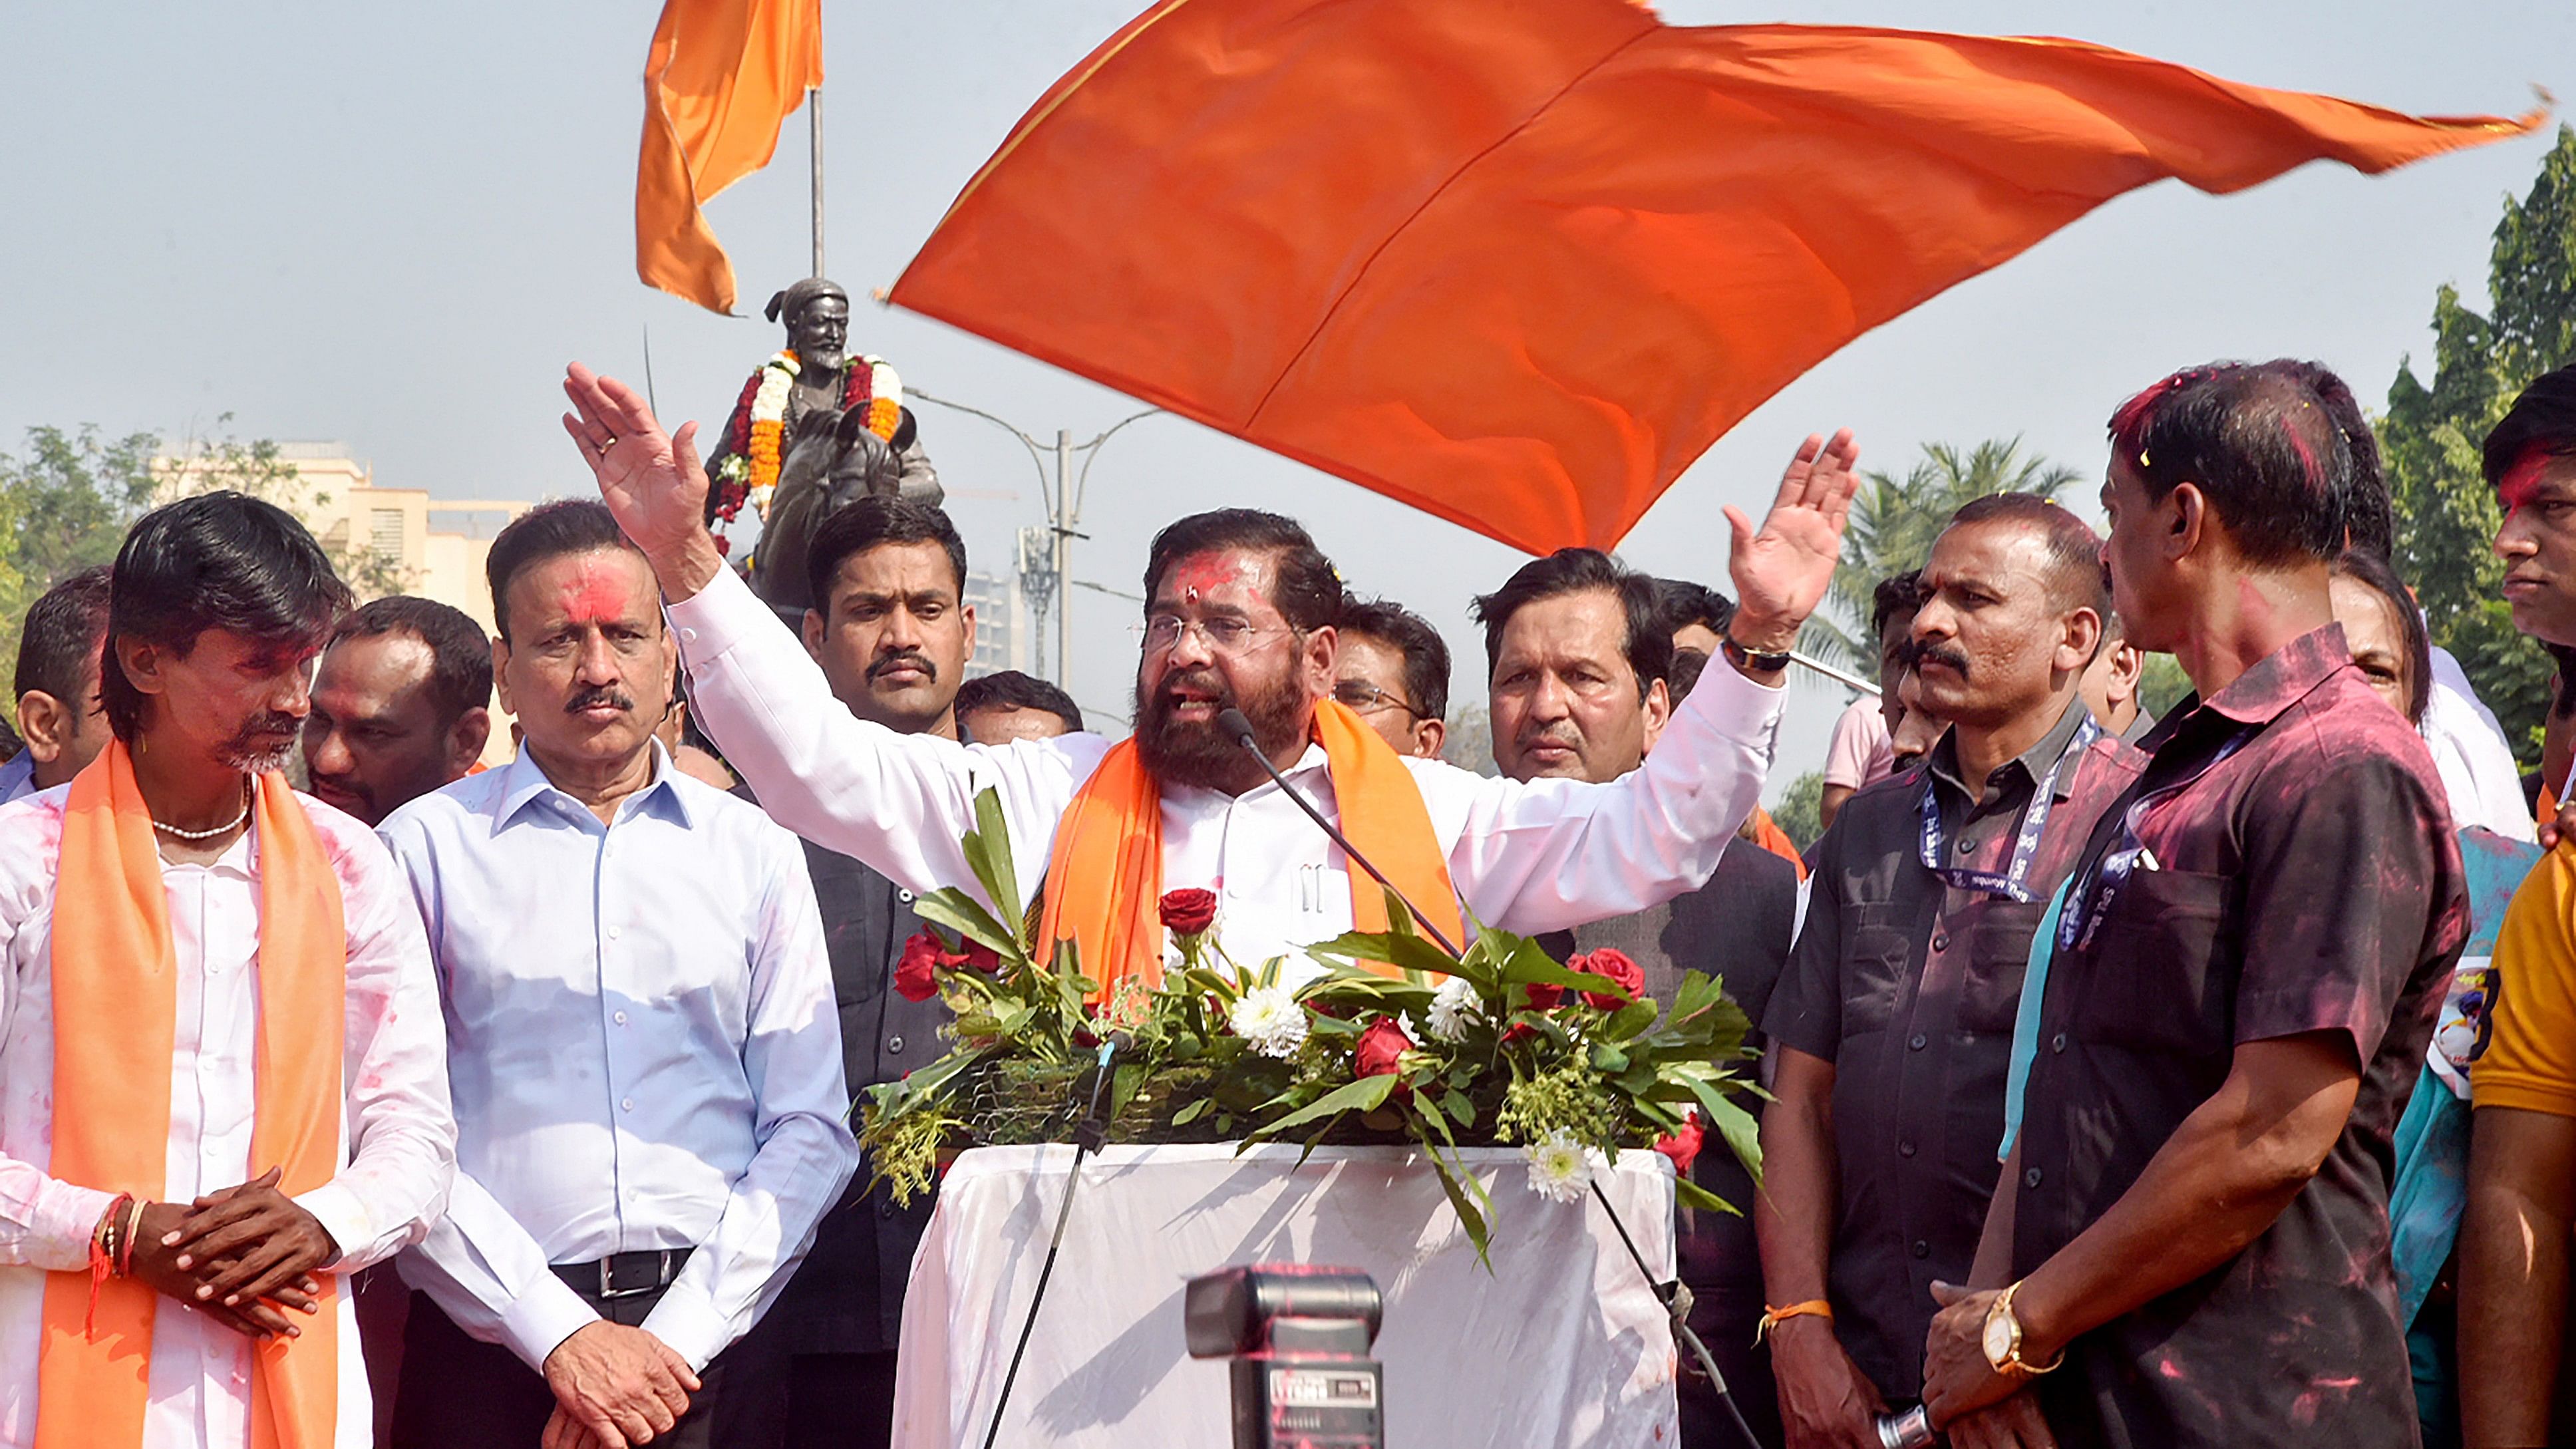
{"left": 868, "top": 651, "right": 938, "bottom": 684}
{"left": 565, "top": 687, "right": 634, "bottom": 715}
{"left": 224, "top": 712, "right": 304, "bottom": 745}
{"left": 1905, "top": 639, "right": 1971, "bottom": 679}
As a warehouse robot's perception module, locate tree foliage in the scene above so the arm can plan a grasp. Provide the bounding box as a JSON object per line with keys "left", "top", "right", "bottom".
{"left": 1771, "top": 769, "right": 1825, "bottom": 853}
{"left": 0, "top": 417, "right": 405, "bottom": 694}
{"left": 2384, "top": 125, "right": 2576, "bottom": 765}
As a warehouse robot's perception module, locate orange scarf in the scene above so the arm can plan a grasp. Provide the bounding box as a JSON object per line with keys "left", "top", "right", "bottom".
{"left": 40, "top": 739, "right": 345, "bottom": 1449}
{"left": 1039, "top": 699, "right": 1462, "bottom": 991}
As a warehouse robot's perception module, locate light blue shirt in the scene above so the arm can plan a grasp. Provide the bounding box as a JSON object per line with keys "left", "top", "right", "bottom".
{"left": 0, "top": 753, "right": 35, "bottom": 807}
{"left": 379, "top": 745, "right": 857, "bottom": 1371}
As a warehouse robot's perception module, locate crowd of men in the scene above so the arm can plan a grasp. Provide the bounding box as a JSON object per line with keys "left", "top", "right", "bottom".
{"left": 1, "top": 354, "right": 2575, "bottom": 1449}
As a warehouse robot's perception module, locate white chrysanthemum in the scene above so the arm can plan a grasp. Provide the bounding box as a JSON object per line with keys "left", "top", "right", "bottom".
{"left": 1424, "top": 977, "right": 1480, "bottom": 1043}
{"left": 1524, "top": 1128, "right": 1603, "bottom": 1204}
{"left": 1229, "top": 985, "right": 1309, "bottom": 1060}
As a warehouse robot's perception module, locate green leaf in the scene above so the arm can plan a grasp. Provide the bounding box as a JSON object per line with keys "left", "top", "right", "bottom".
{"left": 1675, "top": 1175, "right": 1742, "bottom": 1217}
{"left": 962, "top": 787, "right": 1023, "bottom": 927}
{"left": 1245, "top": 1073, "right": 1400, "bottom": 1141}
{"left": 1601, "top": 999, "right": 1659, "bottom": 1042}
{"left": 1682, "top": 1078, "right": 1764, "bottom": 1186}
{"left": 1306, "top": 929, "right": 1461, "bottom": 979}
{"left": 1171, "top": 1096, "right": 1210, "bottom": 1126}
{"left": 1441, "top": 1088, "right": 1475, "bottom": 1128}
{"left": 911, "top": 889, "right": 1016, "bottom": 957}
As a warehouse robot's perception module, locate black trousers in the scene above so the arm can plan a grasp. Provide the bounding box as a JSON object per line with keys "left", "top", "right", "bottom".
{"left": 389, "top": 1286, "right": 786, "bottom": 1449}
{"left": 783, "top": 1351, "right": 899, "bottom": 1449}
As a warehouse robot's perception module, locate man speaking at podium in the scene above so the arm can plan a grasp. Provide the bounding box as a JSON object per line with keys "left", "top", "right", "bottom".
{"left": 561, "top": 363, "right": 1854, "bottom": 979}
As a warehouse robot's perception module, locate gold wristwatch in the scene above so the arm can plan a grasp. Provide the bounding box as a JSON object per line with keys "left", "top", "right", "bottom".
{"left": 1980, "top": 1280, "right": 2065, "bottom": 1377}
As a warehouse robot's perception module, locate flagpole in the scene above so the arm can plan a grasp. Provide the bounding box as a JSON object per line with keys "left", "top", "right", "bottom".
{"left": 808, "top": 85, "right": 825, "bottom": 275}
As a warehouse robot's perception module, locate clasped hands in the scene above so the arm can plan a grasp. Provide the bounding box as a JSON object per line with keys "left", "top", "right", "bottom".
{"left": 119, "top": 1166, "right": 338, "bottom": 1341}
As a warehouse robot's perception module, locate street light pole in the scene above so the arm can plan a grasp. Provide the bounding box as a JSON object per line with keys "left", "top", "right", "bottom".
{"left": 907, "top": 389, "right": 1163, "bottom": 691}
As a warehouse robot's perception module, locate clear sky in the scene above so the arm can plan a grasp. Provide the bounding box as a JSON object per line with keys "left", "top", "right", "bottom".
{"left": 5, "top": 1, "right": 2570, "bottom": 794}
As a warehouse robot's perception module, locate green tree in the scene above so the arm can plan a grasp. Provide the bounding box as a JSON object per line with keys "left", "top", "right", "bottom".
{"left": 0, "top": 426, "right": 160, "bottom": 691}
{"left": 2383, "top": 125, "right": 2576, "bottom": 765}
{"left": 1772, "top": 769, "right": 1825, "bottom": 852}
{"left": 1801, "top": 437, "right": 2081, "bottom": 667}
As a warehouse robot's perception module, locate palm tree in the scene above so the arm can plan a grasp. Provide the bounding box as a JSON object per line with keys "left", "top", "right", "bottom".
{"left": 1800, "top": 436, "right": 2083, "bottom": 668}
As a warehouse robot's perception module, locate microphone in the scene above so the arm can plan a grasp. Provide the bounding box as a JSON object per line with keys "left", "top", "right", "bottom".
{"left": 1215, "top": 707, "right": 1464, "bottom": 957}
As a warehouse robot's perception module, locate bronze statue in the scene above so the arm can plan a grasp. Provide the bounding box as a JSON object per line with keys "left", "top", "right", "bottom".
{"left": 707, "top": 277, "right": 939, "bottom": 605}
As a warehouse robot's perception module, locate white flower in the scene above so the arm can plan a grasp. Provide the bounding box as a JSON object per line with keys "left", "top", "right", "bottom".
{"left": 1229, "top": 985, "right": 1310, "bottom": 1060}
{"left": 1523, "top": 1128, "right": 1605, "bottom": 1205}
{"left": 1424, "top": 977, "right": 1480, "bottom": 1043}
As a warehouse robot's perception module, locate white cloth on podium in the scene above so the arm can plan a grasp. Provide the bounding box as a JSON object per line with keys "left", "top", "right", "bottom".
{"left": 893, "top": 1142, "right": 1679, "bottom": 1449}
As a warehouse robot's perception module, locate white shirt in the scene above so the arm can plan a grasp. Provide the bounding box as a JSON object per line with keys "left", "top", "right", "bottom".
{"left": 2424, "top": 644, "right": 2535, "bottom": 842}
{"left": 665, "top": 566, "right": 1786, "bottom": 967}
{"left": 378, "top": 746, "right": 857, "bottom": 1373}
{"left": 0, "top": 785, "right": 456, "bottom": 1449}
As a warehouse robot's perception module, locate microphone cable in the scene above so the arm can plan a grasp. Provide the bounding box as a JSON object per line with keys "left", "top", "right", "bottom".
{"left": 978, "top": 1035, "right": 1122, "bottom": 1449}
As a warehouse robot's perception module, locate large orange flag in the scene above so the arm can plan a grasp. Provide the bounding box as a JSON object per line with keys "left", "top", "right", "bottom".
{"left": 637, "top": 0, "right": 824, "bottom": 314}
{"left": 890, "top": 0, "right": 2539, "bottom": 554}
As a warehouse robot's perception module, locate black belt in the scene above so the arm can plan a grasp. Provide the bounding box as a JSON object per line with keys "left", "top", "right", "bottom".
{"left": 552, "top": 1248, "right": 692, "bottom": 1301}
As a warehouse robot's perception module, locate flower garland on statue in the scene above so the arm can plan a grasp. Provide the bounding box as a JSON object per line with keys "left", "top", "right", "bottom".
{"left": 711, "top": 352, "right": 905, "bottom": 540}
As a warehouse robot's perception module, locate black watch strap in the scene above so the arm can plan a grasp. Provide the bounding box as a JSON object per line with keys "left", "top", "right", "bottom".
{"left": 1722, "top": 635, "right": 1795, "bottom": 673}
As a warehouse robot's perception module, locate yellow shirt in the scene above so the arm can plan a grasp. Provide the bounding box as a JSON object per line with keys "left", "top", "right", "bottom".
{"left": 2475, "top": 844, "right": 2576, "bottom": 1117}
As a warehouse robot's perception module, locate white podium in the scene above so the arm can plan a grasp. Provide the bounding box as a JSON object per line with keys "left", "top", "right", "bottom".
{"left": 891, "top": 1142, "right": 1679, "bottom": 1448}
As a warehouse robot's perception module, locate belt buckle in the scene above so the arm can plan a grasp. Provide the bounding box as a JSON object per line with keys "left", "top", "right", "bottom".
{"left": 597, "top": 1253, "right": 659, "bottom": 1301}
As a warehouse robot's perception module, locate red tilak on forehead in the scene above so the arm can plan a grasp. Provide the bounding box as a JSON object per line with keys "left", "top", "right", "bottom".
{"left": 2499, "top": 444, "right": 2560, "bottom": 512}
{"left": 560, "top": 556, "right": 643, "bottom": 624}
{"left": 1168, "top": 554, "right": 1241, "bottom": 601}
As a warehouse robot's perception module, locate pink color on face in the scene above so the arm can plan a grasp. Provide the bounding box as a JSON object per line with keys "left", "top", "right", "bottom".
{"left": 2499, "top": 444, "right": 2555, "bottom": 514}
{"left": 560, "top": 556, "right": 644, "bottom": 626}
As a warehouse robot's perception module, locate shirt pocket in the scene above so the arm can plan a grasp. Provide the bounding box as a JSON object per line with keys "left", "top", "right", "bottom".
{"left": 1839, "top": 899, "right": 1910, "bottom": 1037}
{"left": 2071, "top": 868, "right": 2233, "bottom": 1055}
{"left": 1959, "top": 901, "right": 2046, "bottom": 1035}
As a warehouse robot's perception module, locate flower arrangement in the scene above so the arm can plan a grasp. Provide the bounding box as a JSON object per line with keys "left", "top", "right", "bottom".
{"left": 858, "top": 790, "right": 1762, "bottom": 1257}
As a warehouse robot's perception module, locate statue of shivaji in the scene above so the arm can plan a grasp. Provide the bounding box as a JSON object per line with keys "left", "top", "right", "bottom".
{"left": 707, "top": 277, "right": 939, "bottom": 607}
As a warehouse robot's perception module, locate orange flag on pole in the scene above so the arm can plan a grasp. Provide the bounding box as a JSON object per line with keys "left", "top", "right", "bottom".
{"left": 637, "top": 0, "right": 824, "bottom": 315}
{"left": 890, "top": 0, "right": 2541, "bottom": 554}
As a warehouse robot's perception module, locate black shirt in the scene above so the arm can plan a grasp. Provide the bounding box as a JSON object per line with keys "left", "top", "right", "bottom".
{"left": 2014, "top": 625, "right": 2468, "bottom": 1448}
{"left": 1765, "top": 700, "right": 2145, "bottom": 1398}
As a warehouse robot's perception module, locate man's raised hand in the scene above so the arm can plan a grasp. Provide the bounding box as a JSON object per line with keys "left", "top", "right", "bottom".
{"left": 562, "top": 363, "right": 726, "bottom": 601}
{"left": 1726, "top": 429, "right": 1861, "bottom": 653}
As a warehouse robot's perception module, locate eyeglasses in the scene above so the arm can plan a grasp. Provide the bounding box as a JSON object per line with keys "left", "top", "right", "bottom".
{"left": 1133, "top": 614, "right": 1290, "bottom": 657}
{"left": 1332, "top": 680, "right": 1425, "bottom": 720}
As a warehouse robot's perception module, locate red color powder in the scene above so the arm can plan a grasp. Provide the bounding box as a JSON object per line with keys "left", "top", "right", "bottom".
{"left": 1167, "top": 553, "right": 1240, "bottom": 603}
{"left": 2499, "top": 444, "right": 2558, "bottom": 514}
{"left": 560, "top": 556, "right": 644, "bottom": 625}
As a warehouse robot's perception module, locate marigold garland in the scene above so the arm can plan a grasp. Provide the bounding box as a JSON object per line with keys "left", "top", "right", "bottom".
{"left": 713, "top": 353, "right": 907, "bottom": 534}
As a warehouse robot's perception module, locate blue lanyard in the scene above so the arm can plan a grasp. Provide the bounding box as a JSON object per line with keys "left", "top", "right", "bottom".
{"left": 2056, "top": 726, "right": 2254, "bottom": 953}
{"left": 1917, "top": 719, "right": 2101, "bottom": 904}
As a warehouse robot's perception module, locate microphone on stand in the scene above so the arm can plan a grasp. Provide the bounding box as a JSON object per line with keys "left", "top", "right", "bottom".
{"left": 979, "top": 1031, "right": 1134, "bottom": 1449}
{"left": 1215, "top": 707, "right": 1464, "bottom": 958}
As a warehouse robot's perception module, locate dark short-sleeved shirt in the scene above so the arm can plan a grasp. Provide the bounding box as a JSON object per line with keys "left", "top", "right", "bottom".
{"left": 2014, "top": 625, "right": 2469, "bottom": 1448}
{"left": 736, "top": 782, "right": 953, "bottom": 1358}
{"left": 1764, "top": 700, "right": 2146, "bottom": 1398}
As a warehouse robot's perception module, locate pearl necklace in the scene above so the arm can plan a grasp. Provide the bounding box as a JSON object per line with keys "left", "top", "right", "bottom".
{"left": 154, "top": 779, "right": 253, "bottom": 841}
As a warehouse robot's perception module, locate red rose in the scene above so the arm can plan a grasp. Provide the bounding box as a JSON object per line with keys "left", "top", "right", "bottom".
{"left": 895, "top": 932, "right": 947, "bottom": 1002}
{"left": 1500, "top": 1023, "right": 1538, "bottom": 1048}
{"left": 1354, "top": 1018, "right": 1414, "bottom": 1080}
{"left": 1574, "top": 948, "right": 1644, "bottom": 1010}
{"left": 1160, "top": 887, "right": 1218, "bottom": 937}
{"left": 1655, "top": 1111, "right": 1704, "bottom": 1178}
{"left": 961, "top": 940, "right": 1003, "bottom": 973}
{"left": 1524, "top": 982, "right": 1564, "bottom": 1011}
